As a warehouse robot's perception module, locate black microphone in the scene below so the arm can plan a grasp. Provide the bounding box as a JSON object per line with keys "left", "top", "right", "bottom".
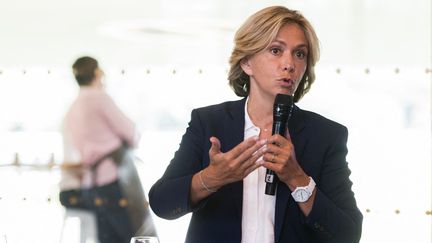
{"left": 265, "top": 94, "right": 294, "bottom": 195}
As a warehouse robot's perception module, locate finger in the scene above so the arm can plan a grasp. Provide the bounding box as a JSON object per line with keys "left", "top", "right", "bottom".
{"left": 269, "top": 134, "right": 294, "bottom": 149}
{"left": 263, "top": 152, "right": 278, "bottom": 163}
{"left": 241, "top": 147, "right": 265, "bottom": 174}
{"left": 264, "top": 149, "right": 291, "bottom": 169}
{"left": 265, "top": 139, "right": 292, "bottom": 158}
{"left": 209, "top": 136, "right": 222, "bottom": 157}
{"left": 239, "top": 144, "right": 267, "bottom": 171}
{"left": 261, "top": 160, "right": 281, "bottom": 172}
{"left": 235, "top": 138, "right": 267, "bottom": 164}
{"left": 227, "top": 140, "right": 265, "bottom": 172}
{"left": 243, "top": 162, "right": 261, "bottom": 177}
{"left": 264, "top": 143, "right": 285, "bottom": 158}
{"left": 265, "top": 142, "right": 280, "bottom": 153}
{"left": 227, "top": 135, "right": 260, "bottom": 159}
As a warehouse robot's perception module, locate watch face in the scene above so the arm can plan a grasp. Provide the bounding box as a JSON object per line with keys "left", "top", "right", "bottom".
{"left": 294, "top": 189, "right": 310, "bottom": 202}
{"left": 291, "top": 177, "right": 315, "bottom": 203}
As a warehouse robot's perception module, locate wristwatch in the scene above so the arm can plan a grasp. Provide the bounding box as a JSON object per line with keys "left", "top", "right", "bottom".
{"left": 291, "top": 176, "right": 316, "bottom": 202}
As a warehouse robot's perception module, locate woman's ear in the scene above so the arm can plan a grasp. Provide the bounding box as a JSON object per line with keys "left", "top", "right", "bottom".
{"left": 240, "top": 58, "right": 253, "bottom": 76}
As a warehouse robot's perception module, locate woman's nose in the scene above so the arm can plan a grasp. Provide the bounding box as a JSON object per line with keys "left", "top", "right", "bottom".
{"left": 282, "top": 57, "right": 295, "bottom": 73}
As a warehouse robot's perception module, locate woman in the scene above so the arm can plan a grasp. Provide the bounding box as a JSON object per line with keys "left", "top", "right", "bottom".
{"left": 149, "top": 6, "right": 362, "bottom": 243}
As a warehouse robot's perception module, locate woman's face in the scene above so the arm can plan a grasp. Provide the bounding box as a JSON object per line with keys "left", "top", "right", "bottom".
{"left": 241, "top": 23, "right": 308, "bottom": 100}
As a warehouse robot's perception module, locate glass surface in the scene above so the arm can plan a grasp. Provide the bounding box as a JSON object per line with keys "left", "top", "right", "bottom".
{"left": 130, "top": 236, "right": 159, "bottom": 243}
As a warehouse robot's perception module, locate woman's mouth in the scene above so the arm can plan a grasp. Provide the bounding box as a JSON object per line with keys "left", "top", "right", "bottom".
{"left": 278, "top": 78, "right": 294, "bottom": 88}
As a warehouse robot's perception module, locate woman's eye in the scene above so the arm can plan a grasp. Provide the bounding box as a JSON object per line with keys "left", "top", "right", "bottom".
{"left": 295, "top": 50, "right": 306, "bottom": 59}
{"left": 270, "top": 48, "right": 281, "bottom": 55}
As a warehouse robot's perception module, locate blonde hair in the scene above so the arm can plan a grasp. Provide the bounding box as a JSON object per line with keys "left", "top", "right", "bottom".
{"left": 228, "top": 6, "right": 320, "bottom": 102}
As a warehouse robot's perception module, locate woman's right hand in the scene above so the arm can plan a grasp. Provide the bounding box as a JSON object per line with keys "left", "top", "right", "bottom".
{"left": 205, "top": 136, "right": 267, "bottom": 188}
{"left": 190, "top": 136, "right": 267, "bottom": 204}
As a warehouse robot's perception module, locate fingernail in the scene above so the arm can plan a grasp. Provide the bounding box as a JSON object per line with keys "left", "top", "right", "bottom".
{"left": 260, "top": 139, "right": 267, "bottom": 145}
{"left": 256, "top": 158, "right": 264, "bottom": 165}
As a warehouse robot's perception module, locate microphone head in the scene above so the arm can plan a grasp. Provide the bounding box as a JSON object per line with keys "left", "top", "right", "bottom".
{"left": 273, "top": 94, "right": 293, "bottom": 120}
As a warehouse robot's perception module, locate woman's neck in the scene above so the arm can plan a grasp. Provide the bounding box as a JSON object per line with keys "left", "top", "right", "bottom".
{"left": 247, "top": 94, "right": 274, "bottom": 130}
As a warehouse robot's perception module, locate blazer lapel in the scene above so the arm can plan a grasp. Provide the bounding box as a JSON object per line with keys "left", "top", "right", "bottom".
{"left": 223, "top": 98, "right": 247, "bottom": 223}
{"left": 275, "top": 105, "right": 307, "bottom": 242}
{"left": 222, "top": 98, "right": 246, "bottom": 152}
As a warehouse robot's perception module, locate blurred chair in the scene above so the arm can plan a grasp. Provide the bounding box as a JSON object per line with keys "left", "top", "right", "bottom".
{"left": 60, "top": 208, "right": 98, "bottom": 243}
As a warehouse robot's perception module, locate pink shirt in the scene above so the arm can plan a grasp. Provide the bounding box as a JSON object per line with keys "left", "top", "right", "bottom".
{"left": 62, "top": 87, "right": 138, "bottom": 189}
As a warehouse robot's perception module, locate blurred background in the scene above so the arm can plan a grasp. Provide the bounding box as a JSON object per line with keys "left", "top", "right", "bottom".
{"left": 0, "top": 0, "right": 431, "bottom": 242}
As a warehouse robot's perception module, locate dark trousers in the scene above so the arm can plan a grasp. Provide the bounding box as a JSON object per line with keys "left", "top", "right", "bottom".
{"left": 93, "top": 181, "right": 134, "bottom": 243}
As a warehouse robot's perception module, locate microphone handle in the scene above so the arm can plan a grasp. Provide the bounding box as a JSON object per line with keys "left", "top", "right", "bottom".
{"left": 265, "top": 121, "right": 286, "bottom": 195}
{"left": 265, "top": 169, "right": 279, "bottom": 195}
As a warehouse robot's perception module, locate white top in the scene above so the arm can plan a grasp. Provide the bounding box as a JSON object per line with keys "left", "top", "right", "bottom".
{"left": 241, "top": 100, "right": 276, "bottom": 243}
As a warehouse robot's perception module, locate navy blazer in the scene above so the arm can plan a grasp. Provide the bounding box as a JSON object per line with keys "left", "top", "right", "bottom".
{"left": 149, "top": 98, "right": 362, "bottom": 243}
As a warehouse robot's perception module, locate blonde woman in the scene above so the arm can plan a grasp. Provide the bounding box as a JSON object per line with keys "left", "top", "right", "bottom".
{"left": 149, "top": 6, "right": 362, "bottom": 243}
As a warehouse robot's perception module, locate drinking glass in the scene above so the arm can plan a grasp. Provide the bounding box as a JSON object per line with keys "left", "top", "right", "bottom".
{"left": 130, "top": 236, "right": 159, "bottom": 243}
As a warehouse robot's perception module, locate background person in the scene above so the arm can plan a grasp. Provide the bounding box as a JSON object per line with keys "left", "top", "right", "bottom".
{"left": 61, "top": 56, "right": 155, "bottom": 243}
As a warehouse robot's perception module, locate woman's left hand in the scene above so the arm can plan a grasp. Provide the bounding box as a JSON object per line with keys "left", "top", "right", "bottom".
{"left": 261, "top": 134, "right": 309, "bottom": 190}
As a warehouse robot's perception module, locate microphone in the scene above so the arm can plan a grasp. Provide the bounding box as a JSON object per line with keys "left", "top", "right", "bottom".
{"left": 265, "top": 94, "right": 294, "bottom": 195}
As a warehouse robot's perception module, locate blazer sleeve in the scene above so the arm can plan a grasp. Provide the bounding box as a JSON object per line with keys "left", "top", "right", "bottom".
{"left": 149, "top": 108, "right": 207, "bottom": 219}
{"left": 303, "top": 126, "right": 363, "bottom": 243}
